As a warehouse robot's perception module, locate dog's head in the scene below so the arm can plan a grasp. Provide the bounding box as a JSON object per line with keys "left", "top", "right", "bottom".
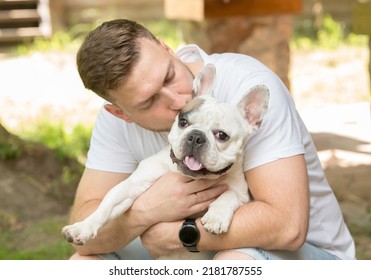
{"left": 168, "top": 64, "right": 269, "bottom": 179}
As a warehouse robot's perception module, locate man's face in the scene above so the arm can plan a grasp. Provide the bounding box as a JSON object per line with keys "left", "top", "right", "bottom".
{"left": 106, "top": 38, "right": 195, "bottom": 131}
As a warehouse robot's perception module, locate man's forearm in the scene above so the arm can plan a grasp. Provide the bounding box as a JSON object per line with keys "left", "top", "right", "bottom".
{"left": 197, "top": 200, "right": 308, "bottom": 252}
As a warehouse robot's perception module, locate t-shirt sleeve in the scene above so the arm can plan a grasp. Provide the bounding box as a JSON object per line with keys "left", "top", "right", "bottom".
{"left": 85, "top": 106, "right": 138, "bottom": 173}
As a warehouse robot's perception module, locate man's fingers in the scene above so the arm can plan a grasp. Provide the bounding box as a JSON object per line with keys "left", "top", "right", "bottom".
{"left": 186, "top": 183, "right": 228, "bottom": 216}
{"left": 194, "top": 184, "right": 228, "bottom": 204}
{"left": 187, "top": 175, "right": 228, "bottom": 193}
{"left": 189, "top": 197, "right": 219, "bottom": 215}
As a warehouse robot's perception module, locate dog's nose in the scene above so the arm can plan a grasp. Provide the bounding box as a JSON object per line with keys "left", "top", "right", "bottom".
{"left": 187, "top": 131, "right": 206, "bottom": 148}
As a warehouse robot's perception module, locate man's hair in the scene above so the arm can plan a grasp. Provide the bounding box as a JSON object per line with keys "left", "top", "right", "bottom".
{"left": 76, "top": 19, "right": 157, "bottom": 101}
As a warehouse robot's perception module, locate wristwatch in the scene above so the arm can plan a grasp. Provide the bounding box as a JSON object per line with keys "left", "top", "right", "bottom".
{"left": 178, "top": 218, "right": 200, "bottom": 253}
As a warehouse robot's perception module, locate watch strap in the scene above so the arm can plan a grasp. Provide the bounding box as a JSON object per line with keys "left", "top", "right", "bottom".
{"left": 184, "top": 218, "right": 196, "bottom": 225}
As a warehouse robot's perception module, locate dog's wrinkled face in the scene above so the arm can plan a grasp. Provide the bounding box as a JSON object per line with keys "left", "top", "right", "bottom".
{"left": 169, "top": 96, "right": 249, "bottom": 178}
{"left": 168, "top": 64, "right": 269, "bottom": 179}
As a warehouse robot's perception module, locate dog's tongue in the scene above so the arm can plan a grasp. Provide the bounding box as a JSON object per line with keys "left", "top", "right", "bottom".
{"left": 184, "top": 156, "right": 204, "bottom": 171}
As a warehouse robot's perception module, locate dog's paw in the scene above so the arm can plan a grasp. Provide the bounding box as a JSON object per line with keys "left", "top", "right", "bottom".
{"left": 201, "top": 208, "right": 233, "bottom": 235}
{"left": 61, "top": 222, "right": 98, "bottom": 245}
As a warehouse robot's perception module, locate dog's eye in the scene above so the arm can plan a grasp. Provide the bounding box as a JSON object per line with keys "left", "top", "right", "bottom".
{"left": 215, "top": 131, "right": 230, "bottom": 142}
{"left": 178, "top": 117, "right": 189, "bottom": 128}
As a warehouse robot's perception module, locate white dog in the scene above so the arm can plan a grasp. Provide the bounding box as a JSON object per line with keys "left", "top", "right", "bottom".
{"left": 62, "top": 64, "right": 269, "bottom": 248}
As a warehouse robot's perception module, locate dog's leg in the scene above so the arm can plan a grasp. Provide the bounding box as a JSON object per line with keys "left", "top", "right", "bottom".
{"left": 200, "top": 190, "right": 243, "bottom": 234}
{"left": 62, "top": 147, "right": 173, "bottom": 245}
{"left": 61, "top": 179, "right": 146, "bottom": 245}
{"left": 200, "top": 171, "right": 249, "bottom": 234}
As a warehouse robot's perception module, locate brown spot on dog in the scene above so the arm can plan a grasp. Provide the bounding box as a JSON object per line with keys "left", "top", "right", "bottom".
{"left": 181, "top": 98, "right": 204, "bottom": 115}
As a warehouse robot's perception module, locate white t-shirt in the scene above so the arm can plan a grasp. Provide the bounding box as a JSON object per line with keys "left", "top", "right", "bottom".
{"left": 86, "top": 44, "right": 355, "bottom": 259}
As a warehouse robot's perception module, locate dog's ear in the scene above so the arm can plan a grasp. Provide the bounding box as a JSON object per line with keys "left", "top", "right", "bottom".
{"left": 192, "top": 63, "right": 216, "bottom": 97}
{"left": 237, "top": 85, "right": 270, "bottom": 131}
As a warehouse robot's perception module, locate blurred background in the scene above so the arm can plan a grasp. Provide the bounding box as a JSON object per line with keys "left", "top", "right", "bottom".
{"left": 0, "top": 0, "right": 370, "bottom": 259}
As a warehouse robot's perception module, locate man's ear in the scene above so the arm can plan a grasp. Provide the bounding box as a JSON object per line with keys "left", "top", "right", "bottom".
{"left": 158, "top": 38, "right": 176, "bottom": 55}
{"left": 104, "top": 104, "right": 133, "bottom": 123}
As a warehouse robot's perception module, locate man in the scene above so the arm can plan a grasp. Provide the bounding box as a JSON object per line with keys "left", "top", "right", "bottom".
{"left": 68, "top": 19, "right": 355, "bottom": 260}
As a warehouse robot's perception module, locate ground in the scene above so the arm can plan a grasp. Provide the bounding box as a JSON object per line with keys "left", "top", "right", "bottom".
{"left": 0, "top": 45, "right": 370, "bottom": 259}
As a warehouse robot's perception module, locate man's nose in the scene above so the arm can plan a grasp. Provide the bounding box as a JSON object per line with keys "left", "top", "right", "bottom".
{"left": 163, "top": 90, "right": 189, "bottom": 111}
{"left": 170, "top": 96, "right": 188, "bottom": 111}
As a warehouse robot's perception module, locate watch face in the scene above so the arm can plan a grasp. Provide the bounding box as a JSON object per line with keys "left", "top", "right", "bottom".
{"left": 179, "top": 225, "right": 200, "bottom": 246}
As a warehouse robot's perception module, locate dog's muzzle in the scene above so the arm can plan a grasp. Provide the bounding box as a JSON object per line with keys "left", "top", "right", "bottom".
{"left": 170, "top": 149, "right": 233, "bottom": 178}
{"left": 186, "top": 130, "right": 206, "bottom": 148}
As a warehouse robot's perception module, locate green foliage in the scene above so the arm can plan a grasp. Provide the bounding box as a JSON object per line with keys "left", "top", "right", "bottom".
{"left": 317, "top": 14, "right": 344, "bottom": 49}
{"left": 19, "top": 120, "right": 92, "bottom": 163}
{"left": 292, "top": 14, "right": 368, "bottom": 50}
{"left": 13, "top": 21, "right": 104, "bottom": 55}
{"left": 145, "top": 20, "right": 182, "bottom": 50}
{"left": 13, "top": 20, "right": 183, "bottom": 55}
{"left": 11, "top": 16, "right": 368, "bottom": 55}
{"left": 0, "top": 125, "right": 22, "bottom": 159}
{"left": 15, "top": 31, "right": 82, "bottom": 55}
{"left": 0, "top": 139, "right": 21, "bottom": 160}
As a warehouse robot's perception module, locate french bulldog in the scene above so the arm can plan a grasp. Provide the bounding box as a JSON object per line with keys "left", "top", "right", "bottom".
{"left": 62, "top": 63, "right": 269, "bottom": 247}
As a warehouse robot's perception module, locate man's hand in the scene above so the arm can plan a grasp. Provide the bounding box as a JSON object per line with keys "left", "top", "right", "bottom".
{"left": 136, "top": 172, "right": 229, "bottom": 259}
{"left": 130, "top": 172, "right": 229, "bottom": 227}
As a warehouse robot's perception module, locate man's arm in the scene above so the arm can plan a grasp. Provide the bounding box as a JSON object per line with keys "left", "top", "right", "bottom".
{"left": 141, "top": 155, "right": 310, "bottom": 258}
{"left": 68, "top": 168, "right": 138, "bottom": 256}
{"left": 68, "top": 168, "right": 228, "bottom": 256}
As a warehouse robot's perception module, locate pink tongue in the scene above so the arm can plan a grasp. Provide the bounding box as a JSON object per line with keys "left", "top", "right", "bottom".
{"left": 184, "top": 156, "right": 204, "bottom": 171}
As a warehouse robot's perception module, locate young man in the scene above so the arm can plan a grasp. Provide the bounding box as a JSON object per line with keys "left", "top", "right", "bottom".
{"left": 68, "top": 19, "right": 355, "bottom": 260}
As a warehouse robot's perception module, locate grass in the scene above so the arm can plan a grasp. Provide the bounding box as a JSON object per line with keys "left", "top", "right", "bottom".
{"left": 0, "top": 138, "right": 21, "bottom": 160}
{"left": 14, "top": 120, "right": 92, "bottom": 164}
{"left": 0, "top": 217, "right": 74, "bottom": 260}
{"left": 0, "top": 120, "right": 88, "bottom": 260}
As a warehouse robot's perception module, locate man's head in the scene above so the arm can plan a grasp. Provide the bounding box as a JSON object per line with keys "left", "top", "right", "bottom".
{"left": 77, "top": 19, "right": 156, "bottom": 101}
{"left": 77, "top": 19, "right": 196, "bottom": 131}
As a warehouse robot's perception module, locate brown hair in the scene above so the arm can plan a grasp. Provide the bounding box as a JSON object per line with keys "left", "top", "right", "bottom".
{"left": 76, "top": 19, "right": 157, "bottom": 101}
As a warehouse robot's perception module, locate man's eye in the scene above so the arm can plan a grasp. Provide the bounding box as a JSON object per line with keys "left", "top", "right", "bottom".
{"left": 164, "top": 73, "right": 175, "bottom": 85}
{"left": 215, "top": 131, "right": 230, "bottom": 142}
{"left": 178, "top": 118, "right": 189, "bottom": 128}
{"left": 139, "top": 95, "right": 159, "bottom": 110}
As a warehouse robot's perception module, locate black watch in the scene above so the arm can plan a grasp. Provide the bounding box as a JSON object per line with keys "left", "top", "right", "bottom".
{"left": 178, "top": 218, "right": 200, "bottom": 253}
